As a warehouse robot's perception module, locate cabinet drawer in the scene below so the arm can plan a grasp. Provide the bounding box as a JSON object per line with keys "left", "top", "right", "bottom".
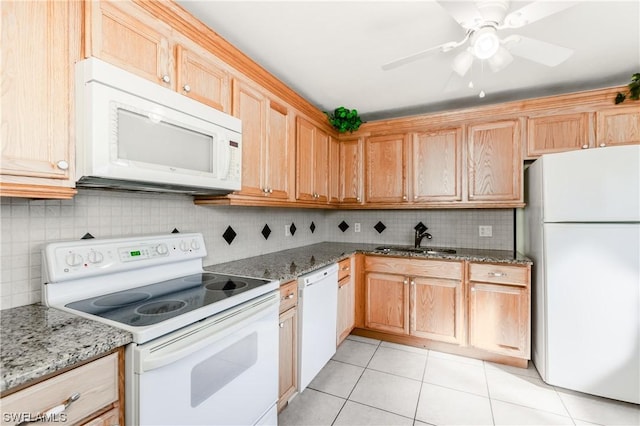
{"left": 1, "top": 352, "right": 118, "bottom": 426}
{"left": 279, "top": 280, "right": 298, "bottom": 313}
{"left": 338, "top": 258, "right": 352, "bottom": 280}
{"left": 365, "top": 256, "right": 462, "bottom": 279}
{"left": 338, "top": 275, "right": 351, "bottom": 288}
{"left": 469, "top": 263, "right": 529, "bottom": 286}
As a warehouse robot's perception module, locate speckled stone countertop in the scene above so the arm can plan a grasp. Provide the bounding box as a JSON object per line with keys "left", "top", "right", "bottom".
{"left": 1, "top": 304, "right": 132, "bottom": 393}
{"left": 206, "top": 242, "right": 532, "bottom": 282}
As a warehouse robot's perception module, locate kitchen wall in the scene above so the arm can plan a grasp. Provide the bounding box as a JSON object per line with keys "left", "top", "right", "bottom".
{"left": 0, "top": 190, "right": 513, "bottom": 310}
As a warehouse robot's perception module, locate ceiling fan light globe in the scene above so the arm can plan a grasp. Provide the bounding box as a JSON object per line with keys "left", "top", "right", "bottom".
{"left": 473, "top": 27, "right": 500, "bottom": 59}
{"left": 452, "top": 50, "right": 474, "bottom": 77}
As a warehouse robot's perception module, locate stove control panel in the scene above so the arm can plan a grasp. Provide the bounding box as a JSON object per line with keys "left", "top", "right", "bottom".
{"left": 44, "top": 233, "right": 207, "bottom": 283}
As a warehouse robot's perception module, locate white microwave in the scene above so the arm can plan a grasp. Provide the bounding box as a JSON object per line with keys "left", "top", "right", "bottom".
{"left": 75, "top": 58, "right": 242, "bottom": 195}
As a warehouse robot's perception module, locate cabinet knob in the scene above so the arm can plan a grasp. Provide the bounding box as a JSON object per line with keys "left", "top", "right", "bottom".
{"left": 403, "top": 279, "right": 408, "bottom": 285}
{"left": 581, "top": 144, "right": 589, "bottom": 149}
{"left": 410, "top": 280, "right": 415, "bottom": 286}
{"left": 356, "top": 197, "right": 361, "bottom": 202}
{"left": 183, "top": 84, "right": 191, "bottom": 93}
{"left": 402, "top": 195, "right": 407, "bottom": 201}
{"left": 489, "top": 272, "right": 506, "bottom": 277}
{"left": 279, "top": 322, "right": 284, "bottom": 328}
{"left": 161, "top": 75, "right": 171, "bottom": 83}
{"left": 342, "top": 266, "right": 350, "bottom": 271}
{"left": 471, "top": 286, "right": 476, "bottom": 292}
{"left": 414, "top": 195, "right": 418, "bottom": 200}
{"left": 599, "top": 143, "right": 606, "bottom": 147}
{"left": 269, "top": 188, "right": 273, "bottom": 194}
{"left": 56, "top": 160, "right": 69, "bottom": 170}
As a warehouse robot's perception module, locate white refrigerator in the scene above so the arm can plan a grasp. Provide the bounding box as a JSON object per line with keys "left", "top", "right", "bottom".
{"left": 523, "top": 144, "right": 640, "bottom": 404}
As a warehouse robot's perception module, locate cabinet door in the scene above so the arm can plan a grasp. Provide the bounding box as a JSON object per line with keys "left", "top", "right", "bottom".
{"left": 410, "top": 277, "right": 464, "bottom": 345}
{"left": 469, "top": 283, "right": 528, "bottom": 357}
{"left": 339, "top": 136, "right": 363, "bottom": 204}
{"left": 296, "top": 117, "right": 316, "bottom": 201}
{"left": 365, "top": 272, "right": 409, "bottom": 335}
{"left": 467, "top": 120, "right": 522, "bottom": 202}
{"left": 1, "top": 0, "right": 79, "bottom": 193}
{"left": 265, "top": 101, "right": 291, "bottom": 199}
{"left": 329, "top": 136, "right": 340, "bottom": 203}
{"left": 413, "top": 128, "right": 462, "bottom": 202}
{"left": 314, "top": 128, "right": 329, "bottom": 202}
{"left": 526, "top": 113, "right": 590, "bottom": 157}
{"left": 278, "top": 307, "right": 297, "bottom": 411}
{"left": 365, "top": 134, "right": 409, "bottom": 203}
{"left": 87, "top": 0, "right": 173, "bottom": 88}
{"left": 176, "top": 45, "right": 230, "bottom": 112}
{"left": 337, "top": 275, "right": 355, "bottom": 345}
{"left": 232, "top": 80, "right": 266, "bottom": 197}
{"left": 596, "top": 106, "right": 640, "bottom": 147}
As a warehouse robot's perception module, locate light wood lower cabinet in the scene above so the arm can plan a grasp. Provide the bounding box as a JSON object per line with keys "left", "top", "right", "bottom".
{"left": 278, "top": 280, "right": 298, "bottom": 412}
{"left": 364, "top": 256, "right": 464, "bottom": 345}
{"left": 468, "top": 262, "right": 530, "bottom": 358}
{"left": 336, "top": 257, "right": 355, "bottom": 345}
{"left": 359, "top": 256, "right": 531, "bottom": 366}
{"left": 0, "top": 350, "right": 123, "bottom": 426}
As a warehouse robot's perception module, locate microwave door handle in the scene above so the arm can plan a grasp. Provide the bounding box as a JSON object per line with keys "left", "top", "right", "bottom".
{"left": 217, "top": 133, "right": 231, "bottom": 180}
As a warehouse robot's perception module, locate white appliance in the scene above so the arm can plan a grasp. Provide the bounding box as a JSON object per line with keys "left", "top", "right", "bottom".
{"left": 297, "top": 263, "right": 339, "bottom": 392}
{"left": 75, "top": 58, "right": 242, "bottom": 195}
{"left": 523, "top": 145, "right": 640, "bottom": 404}
{"left": 42, "top": 233, "right": 279, "bottom": 425}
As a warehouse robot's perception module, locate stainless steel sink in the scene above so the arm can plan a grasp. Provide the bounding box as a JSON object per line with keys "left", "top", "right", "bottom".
{"left": 375, "top": 246, "right": 456, "bottom": 255}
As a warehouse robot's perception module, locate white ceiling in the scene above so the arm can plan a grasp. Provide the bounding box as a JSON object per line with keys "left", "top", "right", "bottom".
{"left": 176, "top": 0, "right": 640, "bottom": 121}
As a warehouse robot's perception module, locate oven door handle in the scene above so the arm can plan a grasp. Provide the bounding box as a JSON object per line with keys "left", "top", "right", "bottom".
{"left": 137, "top": 293, "right": 278, "bottom": 373}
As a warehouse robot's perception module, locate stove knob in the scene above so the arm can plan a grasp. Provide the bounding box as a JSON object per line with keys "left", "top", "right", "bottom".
{"left": 179, "top": 240, "right": 190, "bottom": 252}
{"left": 86, "top": 251, "right": 104, "bottom": 264}
{"left": 190, "top": 239, "right": 201, "bottom": 250}
{"left": 65, "top": 253, "right": 83, "bottom": 267}
{"left": 156, "top": 244, "right": 169, "bottom": 255}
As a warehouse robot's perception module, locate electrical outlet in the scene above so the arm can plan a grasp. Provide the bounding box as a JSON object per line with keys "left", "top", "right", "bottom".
{"left": 479, "top": 225, "right": 493, "bottom": 237}
{"left": 354, "top": 223, "right": 361, "bottom": 233}
{"left": 284, "top": 225, "right": 291, "bottom": 236}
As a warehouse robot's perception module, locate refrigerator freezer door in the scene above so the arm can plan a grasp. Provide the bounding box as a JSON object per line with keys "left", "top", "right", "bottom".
{"left": 544, "top": 223, "right": 639, "bottom": 403}
{"left": 542, "top": 145, "right": 640, "bottom": 222}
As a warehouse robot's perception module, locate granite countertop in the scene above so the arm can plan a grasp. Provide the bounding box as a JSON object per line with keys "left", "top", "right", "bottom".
{"left": 206, "top": 242, "right": 532, "bottom": 282}
{"left": 1, "top": 304, "right": 132, "bottom": 393}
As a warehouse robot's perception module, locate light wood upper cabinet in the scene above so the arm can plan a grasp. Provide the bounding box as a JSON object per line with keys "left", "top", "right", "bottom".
{"left": 296, "top": 117, "right": 329, "bottom": 202}
{"left": 87, "top": 0, "right": 174, "bottom": 88}
{"left": 338, "top": 136, "right": 364, "bottom": 204}
{"left": 526, "top": 113, "right": 590, "bottom": 158}
{"left": 412, "top": 128, "right": 462, "bottom": 202}
{"left": 176, "top": 45, "right": 230, "bottom": 112}
{"left": 0, "top": 0, "right": 80, "bottom": 198}
{"left": 233, "top": 79, "right": 291, "bottom": 199}
{"left": 87, "top": 0, "right": 232, "bottom": 113}
{"left": 596, "top": 105, "right": 640, "bottom": 147}
{"left": 365, "top": 134, "right": 410, "bottom": 203}
{"left": 467, "top": 119, "right": 522, "bottom": 203}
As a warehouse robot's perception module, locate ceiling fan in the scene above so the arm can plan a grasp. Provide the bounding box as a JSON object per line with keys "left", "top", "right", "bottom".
{"left": 382, "top": 0, "right": 577, "bottom": 76}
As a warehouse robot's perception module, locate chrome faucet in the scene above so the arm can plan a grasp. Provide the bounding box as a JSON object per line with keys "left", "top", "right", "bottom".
{"left": 414, "top": 224, "right": 432, "bottom": 248}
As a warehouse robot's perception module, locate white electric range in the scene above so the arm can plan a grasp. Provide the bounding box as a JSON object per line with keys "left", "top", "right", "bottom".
{"left": 42, "top": 233, "right": 280, "bottom": 426}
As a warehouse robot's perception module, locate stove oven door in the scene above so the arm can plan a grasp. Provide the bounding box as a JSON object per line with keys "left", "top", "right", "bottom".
{"left": 127, "top": 292, "right": 279, "bottom": 425}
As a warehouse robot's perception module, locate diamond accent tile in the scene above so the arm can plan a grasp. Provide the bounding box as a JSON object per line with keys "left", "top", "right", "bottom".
{"left": 290, "top": 223, "right": 297, "bottom": 236}
{"left": 374, "top": 221, "right": 387, "bottom": 234}
{"left": 338, "top": 221, "right": 350, "bottom": 232}
{"left": 261, "top": 224, "right": 271, "bottom": 240}
{"left": 222, "top": 226, "right": 237, "bottom": 245}
{"left": 310, "top": 222, "right": 316, "bottom": 233}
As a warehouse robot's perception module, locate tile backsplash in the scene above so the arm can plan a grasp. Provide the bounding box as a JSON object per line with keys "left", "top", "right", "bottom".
{"left": 0, "top": 190, "right": 513, "bottom": 309}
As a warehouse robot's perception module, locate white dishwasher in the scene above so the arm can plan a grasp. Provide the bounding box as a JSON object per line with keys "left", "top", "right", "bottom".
{"left": 297, "top": 263, "right": 339, "bottom": 391}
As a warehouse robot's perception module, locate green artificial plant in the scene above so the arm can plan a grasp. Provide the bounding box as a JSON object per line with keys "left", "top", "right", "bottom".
{"left": 615, "top": 73, "right": 640, "bottom": 104}
{"left": 325, "top": 107, "right": 363, "bottom": 133}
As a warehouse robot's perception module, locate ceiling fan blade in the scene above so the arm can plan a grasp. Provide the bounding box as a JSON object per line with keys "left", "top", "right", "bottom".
{"left": 501, "top": 1, "right": 579, "bottom": 28}
{"left": 381, "top": 40, "right": 462, "bottom": 71}
{"left": 437, "top": 0, "right": 483, "bottom": 29}
{"left": 503, "top": 35, "right": 573, "bottom": 67}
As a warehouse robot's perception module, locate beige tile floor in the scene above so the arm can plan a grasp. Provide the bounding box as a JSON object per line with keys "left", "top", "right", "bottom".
{"left": 279, "top": 335, "right": 640, "bottom": 426}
